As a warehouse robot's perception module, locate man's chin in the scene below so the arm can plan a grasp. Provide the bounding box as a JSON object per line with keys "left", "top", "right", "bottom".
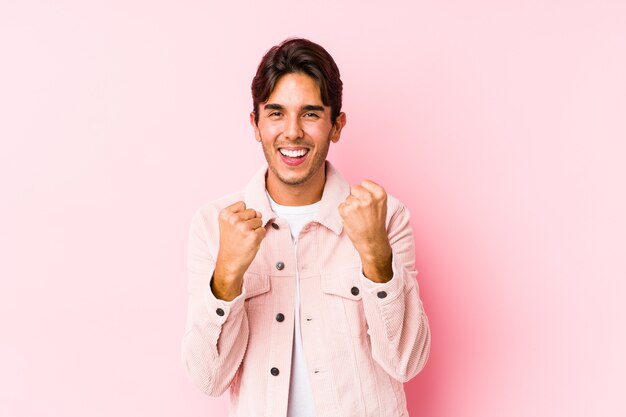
{"left": 276, "top": 174, "right": 310, "bottom": 186}
{"left": 267, "top": 163, "right": 304, "bottom": 184}
{"left": 268, "top": 157, "right": 326, "bottom": 187}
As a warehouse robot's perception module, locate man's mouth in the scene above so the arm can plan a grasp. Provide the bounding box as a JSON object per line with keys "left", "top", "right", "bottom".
{"left": 278, "top": 147, "right": 309, "bottom": 166}
{"left": 279, "top": 148, "right": 309, "bottom": 158}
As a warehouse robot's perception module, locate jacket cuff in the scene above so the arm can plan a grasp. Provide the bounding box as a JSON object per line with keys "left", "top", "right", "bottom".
{"left": 205, "top": 275, "right": 247, "bottom": 324}
{"left": 358, "top": 253, "right": 404, "bottom": 303}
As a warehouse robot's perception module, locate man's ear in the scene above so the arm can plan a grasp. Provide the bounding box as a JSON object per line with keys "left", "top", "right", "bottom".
{"left": 250, "top": 111, "right": 261, "bottom": 142}
{"left": 330, "top": 112, "right": 347, "bottom": 143}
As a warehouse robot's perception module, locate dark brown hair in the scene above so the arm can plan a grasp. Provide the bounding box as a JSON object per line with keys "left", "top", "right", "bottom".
{"left": 251, "top": 38, "right": 343, "bottom": 125}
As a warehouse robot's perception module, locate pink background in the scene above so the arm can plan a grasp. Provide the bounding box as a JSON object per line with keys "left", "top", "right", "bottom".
{"left": 1, "top": 1, "right": 625, "bottom": 416}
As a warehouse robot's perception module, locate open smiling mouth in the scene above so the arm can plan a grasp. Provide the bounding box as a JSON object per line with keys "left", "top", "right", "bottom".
{"left": 278, "top": 147, "right": 310, "bottom": 166}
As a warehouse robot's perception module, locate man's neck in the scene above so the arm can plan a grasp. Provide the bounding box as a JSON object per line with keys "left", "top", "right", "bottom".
{"left": 265, "top": 165, "right": 326, "bottom": 206}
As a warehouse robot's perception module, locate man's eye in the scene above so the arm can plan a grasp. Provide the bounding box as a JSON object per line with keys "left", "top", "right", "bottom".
{"left": 269, "top": 111, "right": 282, "bottom": 117}
{"left": 304, "top": 113, "right": 319, "bottom": 118}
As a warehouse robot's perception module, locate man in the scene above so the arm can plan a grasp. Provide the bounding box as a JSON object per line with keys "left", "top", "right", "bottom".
{"left": 182, "top": 38, "right": 430, "bottom": 417}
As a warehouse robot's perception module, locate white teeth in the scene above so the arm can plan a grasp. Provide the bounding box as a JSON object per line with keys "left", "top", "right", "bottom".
{"left": 280, "top": 148, "right": 308, "bottom": 158}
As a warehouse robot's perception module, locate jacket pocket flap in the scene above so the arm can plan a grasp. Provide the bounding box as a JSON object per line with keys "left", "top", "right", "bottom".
{"left": 321, "top": 266, "right": 362, "bottom": 300}
{"left": 243, "top": 272, "right": 270, "bottom": 299}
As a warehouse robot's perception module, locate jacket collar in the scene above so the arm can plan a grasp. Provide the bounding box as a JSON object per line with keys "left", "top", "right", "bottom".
{"left": 243, "top": 160, "right": 350, "bottom": 235}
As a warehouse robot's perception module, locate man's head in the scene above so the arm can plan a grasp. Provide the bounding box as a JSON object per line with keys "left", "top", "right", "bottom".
{"left": 250, "top": 38, "right": 347, "bottom": 198}
{"left": 251, "top": 38, "right": 343, "bottom": 126}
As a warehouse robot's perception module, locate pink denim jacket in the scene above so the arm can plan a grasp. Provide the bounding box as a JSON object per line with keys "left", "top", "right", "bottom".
{"left": 182, "top": 161, "right": 430, "bottom": 417}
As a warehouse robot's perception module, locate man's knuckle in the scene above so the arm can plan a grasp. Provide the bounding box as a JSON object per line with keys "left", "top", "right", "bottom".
{"left": 221, "top": 213, "right": 233, "bottom": 225}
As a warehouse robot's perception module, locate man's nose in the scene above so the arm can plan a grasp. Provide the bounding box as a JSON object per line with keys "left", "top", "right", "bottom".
{"left": 284, "top": 115, "right": 303, "bottom": 140}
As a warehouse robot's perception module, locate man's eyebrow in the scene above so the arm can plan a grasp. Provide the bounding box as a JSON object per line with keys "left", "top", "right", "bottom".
{"left": 302, "top": 105, "right": 325, "bottom": 112}
{"left": 263, "top": 103, "right": 325, "bottom": 112}
{"left": 264, "top": 103, "right": 284, "bottom": 111}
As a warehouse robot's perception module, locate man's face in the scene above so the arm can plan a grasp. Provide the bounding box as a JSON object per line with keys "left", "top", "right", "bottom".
{"left": 250, "top": 72, "right": 345, "bottom": 189}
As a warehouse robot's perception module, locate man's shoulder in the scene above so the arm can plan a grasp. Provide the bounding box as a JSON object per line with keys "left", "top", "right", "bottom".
{"left": 384, "top": 192, "right": 415, "bottom": 232}
{"left": 386, "top": 192, "right": 407, "bottom": 215}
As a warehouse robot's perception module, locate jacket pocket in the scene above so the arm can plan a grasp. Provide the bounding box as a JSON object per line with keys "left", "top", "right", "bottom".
{"left": 321, "top": 266, "right": 367, "bottom": 338}
{"left": 243, "top": 271, "right": 271, "bottom": 310}
{"left": 243, "top": 271, "right": 270, "bottom": 297}
{"left": 243, "top": 271, "right": 272, "bottom": 338}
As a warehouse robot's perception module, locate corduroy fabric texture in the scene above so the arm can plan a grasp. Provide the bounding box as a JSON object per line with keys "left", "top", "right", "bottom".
{"left": 182, "top": 161, "right": 430, "bottom": 417}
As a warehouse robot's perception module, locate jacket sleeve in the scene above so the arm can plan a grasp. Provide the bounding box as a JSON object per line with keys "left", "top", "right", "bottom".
{"left": 358, "top": 204, "right": 431, "bottom": 382}
{"left": 181, "top": 209, "right": 249, "bottom": 396}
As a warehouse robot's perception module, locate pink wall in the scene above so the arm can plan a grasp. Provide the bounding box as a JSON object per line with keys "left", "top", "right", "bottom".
{"left": 1, "top": 1, "right": 625, "bottom": 416}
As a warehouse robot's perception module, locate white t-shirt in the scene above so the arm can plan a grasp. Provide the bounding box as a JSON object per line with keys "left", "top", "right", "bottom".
{"left": 267, "top": 191, "right": 318, "bottom": 417}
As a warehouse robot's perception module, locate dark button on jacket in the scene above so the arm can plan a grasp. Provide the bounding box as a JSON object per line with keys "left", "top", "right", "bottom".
{"left": 276, "top": 261, "right": 285, "bottom": 270}
{"left": 377, "top": 291, "right": 388, "bottom": 299}
{"left": 275, "top": 313, "right": 285, "bottom": 322}
{"left": 270, "top": 367, "right": 280, "bottom": 376}
{"left": 351, "top": 286, "right": 360, "bottom": 296}
{"left": 216, "top": 308, "right": 225, "bottom": 317}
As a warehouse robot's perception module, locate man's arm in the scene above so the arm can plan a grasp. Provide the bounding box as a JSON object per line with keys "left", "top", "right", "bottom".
{"left": 339, "top": 182, "right": 431, "bottom": 382}
{"left": 358, "top": 204, "right": 431, "bottom": 382}
{"left": 180, "top": 206, "right": 258, "bottom": 396}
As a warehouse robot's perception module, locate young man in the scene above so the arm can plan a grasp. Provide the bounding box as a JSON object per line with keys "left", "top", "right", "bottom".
{"left": 182, "top": 38, "right": 430, "bottom": 417}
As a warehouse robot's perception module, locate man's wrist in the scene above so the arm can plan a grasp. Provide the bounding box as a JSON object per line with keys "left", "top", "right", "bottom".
{"left": 360, "top": 247, "right": 393, "bottom": 283}
{"left": 358, "top": 239, "right": 391, "bottom": 264}
{"left": 210, "top": 271, "right": 243, "bottom": 302}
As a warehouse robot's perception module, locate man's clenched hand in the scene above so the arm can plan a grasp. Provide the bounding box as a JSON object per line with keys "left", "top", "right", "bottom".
{"left": 338, "top": 180, "right": 393, "bottom": 283}
{"left": 213, "top": 201, "right": 266, "bottom": 301}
